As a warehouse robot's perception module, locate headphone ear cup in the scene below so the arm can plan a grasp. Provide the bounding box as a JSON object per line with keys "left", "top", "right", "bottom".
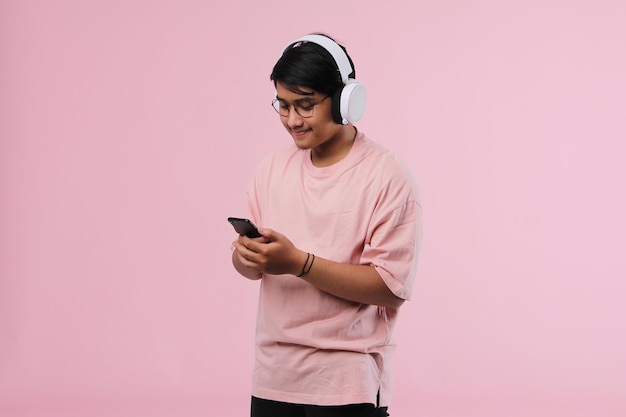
{"left": 339, "top": 81, "right": 366, "bottom": 125}
{"left": 330, "top": 81, "right": 367, "bottom": 125}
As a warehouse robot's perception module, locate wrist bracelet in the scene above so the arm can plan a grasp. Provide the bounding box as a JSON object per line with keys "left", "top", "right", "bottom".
{"left": 297, "top": 253, "right": 315, "bottom": 277}
{"left": 304, "top": 254, "right": 315, "bottom": 276}
{"left": 297, "top": 253, "right": 310, "bottom": 277}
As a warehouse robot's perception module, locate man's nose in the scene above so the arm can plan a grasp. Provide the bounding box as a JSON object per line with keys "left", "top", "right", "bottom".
{"left": 286, "top": 107, "right": 303, "bottom": 126}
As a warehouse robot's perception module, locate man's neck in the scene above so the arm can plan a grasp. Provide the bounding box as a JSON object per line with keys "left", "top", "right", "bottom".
{"left": 311, "top": 126, "right": 357, "bottom": 167}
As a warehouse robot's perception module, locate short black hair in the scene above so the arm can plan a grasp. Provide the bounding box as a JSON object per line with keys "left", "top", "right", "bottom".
{"left": 270, "top": 33, "right": 356, "bottom": 96}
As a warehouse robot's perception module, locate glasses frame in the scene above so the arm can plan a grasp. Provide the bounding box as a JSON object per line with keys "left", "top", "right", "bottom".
{"left": 271, "top": 95, "right": 331, "bottom": 119}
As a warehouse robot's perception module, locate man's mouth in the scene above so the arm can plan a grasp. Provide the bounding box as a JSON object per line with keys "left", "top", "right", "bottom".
{"left": 291, "top": 129, "right": 310, "bottom": 137}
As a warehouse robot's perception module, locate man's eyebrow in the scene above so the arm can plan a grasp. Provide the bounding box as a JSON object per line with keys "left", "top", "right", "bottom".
{"left": 289, "top": 86, "right": 315, "bottom": 95}
{"left": 276, "top": 88, "right": 315, "bottom": 101}
{"left": 275, "top": 95, "right": 315, "bottom": 102}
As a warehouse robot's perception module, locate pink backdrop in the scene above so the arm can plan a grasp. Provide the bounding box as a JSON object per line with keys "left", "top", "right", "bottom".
{"left": 1, "top": 1, "right": 625, "bottom": 416}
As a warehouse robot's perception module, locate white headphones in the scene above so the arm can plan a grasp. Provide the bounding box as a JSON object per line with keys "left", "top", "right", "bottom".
{"left": 281, "top": 35, "right": 366, "bottom": 125}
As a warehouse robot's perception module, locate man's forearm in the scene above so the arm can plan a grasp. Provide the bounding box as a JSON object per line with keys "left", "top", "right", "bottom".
{"left": 298, "top": 254, "right": 404, "bottom": 309}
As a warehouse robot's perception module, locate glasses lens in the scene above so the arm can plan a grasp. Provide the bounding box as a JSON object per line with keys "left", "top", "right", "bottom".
{"left": 271, "top": 98, "right": 317, "bottom": 118}
{"left": 272, "top": 99, "right": 286, "bottom": 116}
{"left": 294, "top": 103, "right": 314, "bottom": 118}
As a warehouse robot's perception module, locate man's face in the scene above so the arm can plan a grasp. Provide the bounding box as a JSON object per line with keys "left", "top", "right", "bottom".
{"left": 274, "top": 82, "right": 343, "bottom": 151}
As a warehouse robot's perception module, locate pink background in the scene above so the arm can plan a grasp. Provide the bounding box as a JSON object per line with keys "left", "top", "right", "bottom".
{"left": 1, "top": 1, "right": 625, "bottom": 416}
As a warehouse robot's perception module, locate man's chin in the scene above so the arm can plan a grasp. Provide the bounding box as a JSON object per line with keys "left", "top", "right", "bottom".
{"left": 293, "top": 142, "right": 311, "bottom": 150}
{"left": 291, "top": 133, "right": 312, "bottom": 149}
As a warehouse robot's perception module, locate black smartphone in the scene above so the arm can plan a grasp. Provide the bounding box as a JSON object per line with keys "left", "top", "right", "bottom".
{"left": 227, "top": 217, "right": 262, "bottom": 238}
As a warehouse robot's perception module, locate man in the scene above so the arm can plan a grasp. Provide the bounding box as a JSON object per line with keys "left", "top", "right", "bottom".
{"left": 231, "top": 33, "right": 422, "bottom": 417}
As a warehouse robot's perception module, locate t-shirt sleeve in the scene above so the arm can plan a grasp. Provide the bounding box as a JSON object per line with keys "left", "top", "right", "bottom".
{"left": 360, "top": 172, "right": 422, "bottom": 301}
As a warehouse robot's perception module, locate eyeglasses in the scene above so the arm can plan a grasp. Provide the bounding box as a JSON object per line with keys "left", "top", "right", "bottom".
{"left": 271, "top": 95, "right": 330, "bottom": 118}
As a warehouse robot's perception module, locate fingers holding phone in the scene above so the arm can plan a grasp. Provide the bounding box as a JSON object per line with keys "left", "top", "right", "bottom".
{"left": 229, "top": 217, "right": 266, "bottom": 279}
{"left": 229, "top": 217, "right": 266, "bottom": 267}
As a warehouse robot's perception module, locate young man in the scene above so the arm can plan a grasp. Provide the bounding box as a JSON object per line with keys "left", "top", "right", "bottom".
{"left": 231, "top": 34, "right": 422, "bottom": 417}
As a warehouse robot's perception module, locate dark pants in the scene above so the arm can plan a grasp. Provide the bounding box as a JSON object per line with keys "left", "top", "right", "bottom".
{"left": 251, "top": 396, "right": 390, "bottom": 417}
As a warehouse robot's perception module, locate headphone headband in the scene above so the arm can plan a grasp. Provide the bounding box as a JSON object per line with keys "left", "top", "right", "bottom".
{"left": 284, "top": 35, "right": 354, "bottom": 83}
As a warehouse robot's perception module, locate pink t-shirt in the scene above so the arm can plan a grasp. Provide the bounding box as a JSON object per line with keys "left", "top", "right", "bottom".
{"left": 246, "top": 131, "right": 422, "bottom": 407}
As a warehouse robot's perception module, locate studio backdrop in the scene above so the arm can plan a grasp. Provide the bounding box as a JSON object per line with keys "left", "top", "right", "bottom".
{"left": 1, "top": 1, "right": 625, "bottom": 416}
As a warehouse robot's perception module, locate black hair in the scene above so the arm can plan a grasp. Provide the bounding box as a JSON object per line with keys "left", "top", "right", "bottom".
{"left": 270, "top": 33, "right": 356, "bottom": 96}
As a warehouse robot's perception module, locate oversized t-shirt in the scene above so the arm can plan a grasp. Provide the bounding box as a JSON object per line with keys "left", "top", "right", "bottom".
{"left": 246, "top": 130, "right": 422, "bottom": 407}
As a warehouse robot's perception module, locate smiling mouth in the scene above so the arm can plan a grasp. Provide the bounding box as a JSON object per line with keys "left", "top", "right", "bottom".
{"left": 291, "top": 129, "right": 310, "bottom": 137}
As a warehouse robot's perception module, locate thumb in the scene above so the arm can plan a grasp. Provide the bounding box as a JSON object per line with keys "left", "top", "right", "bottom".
{"left": 258, "top": 227, "right": 278, "bottom": 241}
